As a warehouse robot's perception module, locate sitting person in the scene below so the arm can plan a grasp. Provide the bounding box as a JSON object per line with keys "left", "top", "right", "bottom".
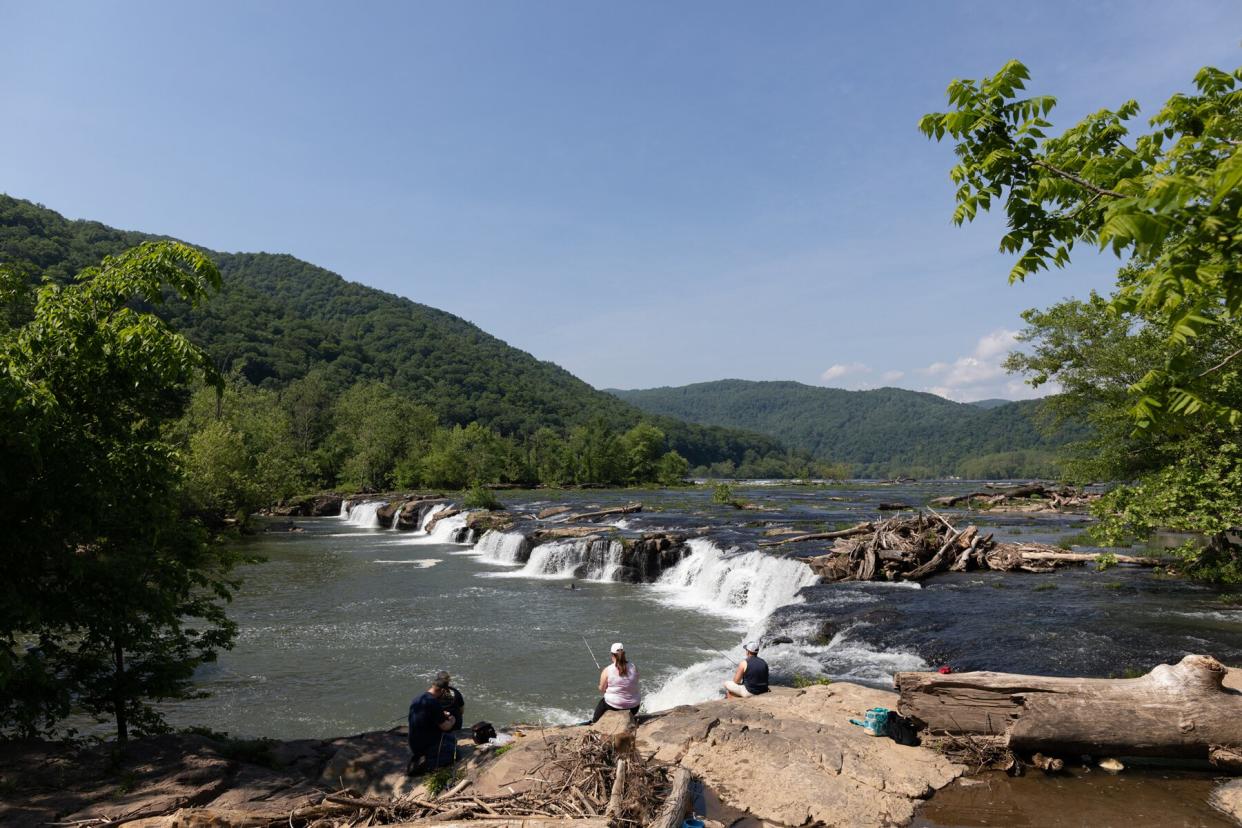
{"left": 407, "top": 672, "right": 458, "bottom": 775}
{"left": 723, "top": 641, "right": 769, "bottom": 698}
{"left": 437, "top": 670, "right": 465, "bottom": 730}
{"left": 592, "top": 642, "right": 640, "bottom": 722}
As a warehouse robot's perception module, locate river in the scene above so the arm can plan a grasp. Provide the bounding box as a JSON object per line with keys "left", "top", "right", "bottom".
{"left": 165, "top": 482, "right": 1242, "bottom": 743}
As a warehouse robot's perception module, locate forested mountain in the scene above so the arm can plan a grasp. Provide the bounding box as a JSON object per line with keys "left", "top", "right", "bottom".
{"left": 0, "top": 195, "right": 789, "bottom": 470}
{"left": 610, "top": 380, "right": 1086, "bottom": 478}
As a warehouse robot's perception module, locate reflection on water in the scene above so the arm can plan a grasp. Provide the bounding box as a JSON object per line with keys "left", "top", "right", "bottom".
{"left": 913, "top": 766, "right": 1234, "bottom": 828}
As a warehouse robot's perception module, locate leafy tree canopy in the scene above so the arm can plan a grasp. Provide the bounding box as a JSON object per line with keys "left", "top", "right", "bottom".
{"left": 920, "top": 61, "right": 1242, "bottom": 428}
{"left": 0, "top": 242, "right": 240, "bottom": 741}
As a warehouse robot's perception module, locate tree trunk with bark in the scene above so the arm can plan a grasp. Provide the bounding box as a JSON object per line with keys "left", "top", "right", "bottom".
{"left": 895, "top": 655, "right": 1242, "bottom": 760}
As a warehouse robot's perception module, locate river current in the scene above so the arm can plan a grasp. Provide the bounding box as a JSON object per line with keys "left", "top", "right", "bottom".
{"left": 166, "top": 482, "right": 1242, "bottom": 740}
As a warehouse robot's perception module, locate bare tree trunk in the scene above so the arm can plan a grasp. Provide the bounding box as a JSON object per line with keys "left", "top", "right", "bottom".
{"left": 896, "top": 655, "right": 1242, "bottom": 759}
{"left": 114, "top": 637, "right": 128, "bottom": 744}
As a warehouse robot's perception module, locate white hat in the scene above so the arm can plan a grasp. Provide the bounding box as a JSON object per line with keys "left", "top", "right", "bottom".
{"left": 610, "top": 642, "right": 625, "bottom": 654}
{"left": 743, "top": 641, "right": 760, "bottom": 653}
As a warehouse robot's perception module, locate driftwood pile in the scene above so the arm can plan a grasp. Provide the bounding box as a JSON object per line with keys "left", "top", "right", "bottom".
{"left": 803, "top": 513, "right": 1158, "bottom": 583}
{"left": 929, "top": 483, "right": 1100, "bottom": 511}
{"left": 160, "top": 731, "right": 679, "bottom": 828}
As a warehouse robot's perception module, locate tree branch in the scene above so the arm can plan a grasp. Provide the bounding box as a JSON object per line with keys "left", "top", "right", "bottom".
{"left": 1032, "top": 159, "right": 1126, "bottom": 199}
{"left": 1199, "top": 347, "right": 1242, "bottom": 378}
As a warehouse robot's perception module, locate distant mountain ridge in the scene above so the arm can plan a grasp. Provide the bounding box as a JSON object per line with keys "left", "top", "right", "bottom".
{"left": 610, "top": 380, "right": 1083, "bottom": 478}
{"left": 0, "top": 195, "right": 787, "bottom": 469}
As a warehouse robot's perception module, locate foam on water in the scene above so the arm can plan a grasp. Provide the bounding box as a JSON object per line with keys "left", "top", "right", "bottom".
{"left": 644, "top": 625, "right": 927, "bottom": 711}
{"left": 651, "top": 538, "right": 819, "bottom": 625}
{"left": 373, "top": 559, "right": 441, "bottom": 568}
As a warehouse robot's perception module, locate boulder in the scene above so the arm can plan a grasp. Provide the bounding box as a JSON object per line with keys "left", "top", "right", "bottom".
{"left": 1212, "top": 779, "right": 1242, "bottom": 823}
{"left": 637, "top": 684, "right": 963, "bottom": 828}
{"left": 307, "top": 494, "right": 343, "bottom": 516}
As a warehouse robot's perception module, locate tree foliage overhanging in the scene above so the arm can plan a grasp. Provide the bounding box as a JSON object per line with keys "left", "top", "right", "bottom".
{"left": 922, "top": 60, "right": 1242, "bottom": 578}
{"left": 0, "top": 243, "right": 241, "bottom": 741}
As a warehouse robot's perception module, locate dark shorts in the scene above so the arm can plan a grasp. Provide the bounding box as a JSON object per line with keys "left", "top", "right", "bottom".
{"left": 592, "top": 698, "right": 638, "bottom": 723}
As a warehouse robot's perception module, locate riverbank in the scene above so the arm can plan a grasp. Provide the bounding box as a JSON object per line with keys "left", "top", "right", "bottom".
{"left": 0, "top": 682, "right": 962, "bottom": 827}
{"left": 8, "top": 678, "right": 1241, "bottom": 828}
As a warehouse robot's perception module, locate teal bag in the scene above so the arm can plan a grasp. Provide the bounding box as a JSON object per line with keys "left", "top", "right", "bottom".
{"left": 849, "top": 706, "right": 891, "bottom": 737}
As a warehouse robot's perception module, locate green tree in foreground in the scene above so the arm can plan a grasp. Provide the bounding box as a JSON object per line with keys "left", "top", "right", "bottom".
{"left": 923, "top": 61, "right": 1242, "bottom": 577}
{"left": 0, "top": 242, "right": 241, "bottom": 740}
{"left": 920, "top": 60, "right": 1242, "bottom": 428}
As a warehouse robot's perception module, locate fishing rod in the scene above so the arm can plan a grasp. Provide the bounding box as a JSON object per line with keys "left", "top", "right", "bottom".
{"left": 582, "top": 635, "right": 601, "bottom": 670}
{"left": 688, "top": 631, "right": 739, "bottom": 663}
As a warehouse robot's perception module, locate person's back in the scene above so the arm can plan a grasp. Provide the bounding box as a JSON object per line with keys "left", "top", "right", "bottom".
{"left": 604, "top": 661, "right": 640, "bottom": 709}
{"left": 408, "top": 690, "right": 444, "bottom": 749}
{"left": 741, "top": 653, "right": 769, "bottom": 695}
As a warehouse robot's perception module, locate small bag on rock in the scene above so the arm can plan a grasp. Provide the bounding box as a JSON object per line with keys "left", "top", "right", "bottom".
{"left": 885, "top": 713, "right": 920, "bottom": 746}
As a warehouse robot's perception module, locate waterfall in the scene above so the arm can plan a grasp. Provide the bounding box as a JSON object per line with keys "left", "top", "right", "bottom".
{"left": 391, "top": 508, "right": 401, "bottom": 530}
{"left": 489, "top": 537, "right": 625, "bottom": 581}
{"left": 653, "top": 538, "right": 819, "bottom": 623}
{"left": 418, "top": 503, "right": 448, "bottom": 533}
{"left": 338, "top": 499, "right": 351, "bottom": 519}
{"left": 344, "top": 500, "right": 385, "bottom": 529}
{"left": 425, "top": 512, "right": 469, "bottom": 544}
{"left": 474, "top": 530, "right": 531, "bottom": 564}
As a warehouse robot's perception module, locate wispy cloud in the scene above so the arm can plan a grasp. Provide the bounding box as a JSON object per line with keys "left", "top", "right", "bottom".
{"left": 820, "top": 362, "right": 869, "bottom": 383}
{"left": 918, "top": 329, "right": 1053, "bottom": 402}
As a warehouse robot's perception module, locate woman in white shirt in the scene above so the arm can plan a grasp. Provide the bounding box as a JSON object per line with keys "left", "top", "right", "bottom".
{"left": 592, "top": 642, "right": 640, "bottom": 722}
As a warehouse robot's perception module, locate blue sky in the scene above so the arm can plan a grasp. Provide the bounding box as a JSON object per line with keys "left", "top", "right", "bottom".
{"left": 3, "top": 2, "right": 1239, "bottom": 400}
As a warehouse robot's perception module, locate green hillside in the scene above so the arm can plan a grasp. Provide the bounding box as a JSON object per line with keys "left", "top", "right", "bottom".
{"left": 610, "top": 380, "right": 1085, "bottom": 478}
{"left": 0, "top": 195, "right": 787, "bottom": 469}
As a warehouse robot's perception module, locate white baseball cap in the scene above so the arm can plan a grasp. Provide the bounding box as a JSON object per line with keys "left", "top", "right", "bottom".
{"left": 743, "top": 641, "right": 760, "bottom": 653}
{"left": 610, "top": 642, "right": 625, "bottom": 654}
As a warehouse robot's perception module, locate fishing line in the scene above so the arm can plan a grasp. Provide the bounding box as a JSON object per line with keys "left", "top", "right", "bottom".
{"left": 688, "top": 631, "right": 738, "bottom": 663}
{"left": 582, "top": 635, "right": 601, "bottom": 670}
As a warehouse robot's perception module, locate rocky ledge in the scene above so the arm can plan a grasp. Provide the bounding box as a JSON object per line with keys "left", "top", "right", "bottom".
{"left": 1, "top": 683, "right": 969, "bottom": 828}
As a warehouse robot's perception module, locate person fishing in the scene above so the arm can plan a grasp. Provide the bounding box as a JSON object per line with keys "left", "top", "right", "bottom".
{"left": 436, "top": 670, "right": 465, "bottom": 730}
{"left": 592, "top": 642, "right": 641, "bottom": 722}
{"left": 406, "top": 671, "right": 458, "bottom": 776}
{"left": 723, "top": 640, "right": 769, "bottom": 698}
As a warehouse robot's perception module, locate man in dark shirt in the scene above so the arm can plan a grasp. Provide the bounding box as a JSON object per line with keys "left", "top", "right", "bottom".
{"left": 723, "top": 641, "right": 770, "bottom": 698}
{"left": 437, "top": 671, "right": 465, "bottom": 730}
{"left": 407, "top": 672, "right": 458, "bottom": 775}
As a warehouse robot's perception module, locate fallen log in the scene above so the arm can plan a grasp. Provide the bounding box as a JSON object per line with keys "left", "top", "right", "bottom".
{"left": 649, "top": 767, "right": 693, "bottom": 828}
{"left": 758, "top": 522, "right": 874, "bottom": 547}
{"left": 929, "top": 483, "right": 1099, "bottom": 510}
{"left": 567, "top": 503, "right": 642, "bottom": 522}
{"left": 896, "top": 654, "right": 1242, "bottom": 760}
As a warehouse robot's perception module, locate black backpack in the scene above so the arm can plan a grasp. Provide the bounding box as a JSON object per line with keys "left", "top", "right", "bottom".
{"left": 885, "top": 713, "right": 920, "bottom": 746}
{"left": 471, "top": 721, "right": 497, "bottom": 744}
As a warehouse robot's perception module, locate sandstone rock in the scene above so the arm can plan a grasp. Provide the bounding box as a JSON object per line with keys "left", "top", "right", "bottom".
{"left": 1211, "top": 778, "right": 1242, "bottom": 823}
{"left": 638, "top": 684, "right": 963, "bottom": 828}
{"left": 317, "top": 728, "right": 418, "bottom": 800}
{"left": 466, "top": 509, "right": 517, "bottom": 533}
